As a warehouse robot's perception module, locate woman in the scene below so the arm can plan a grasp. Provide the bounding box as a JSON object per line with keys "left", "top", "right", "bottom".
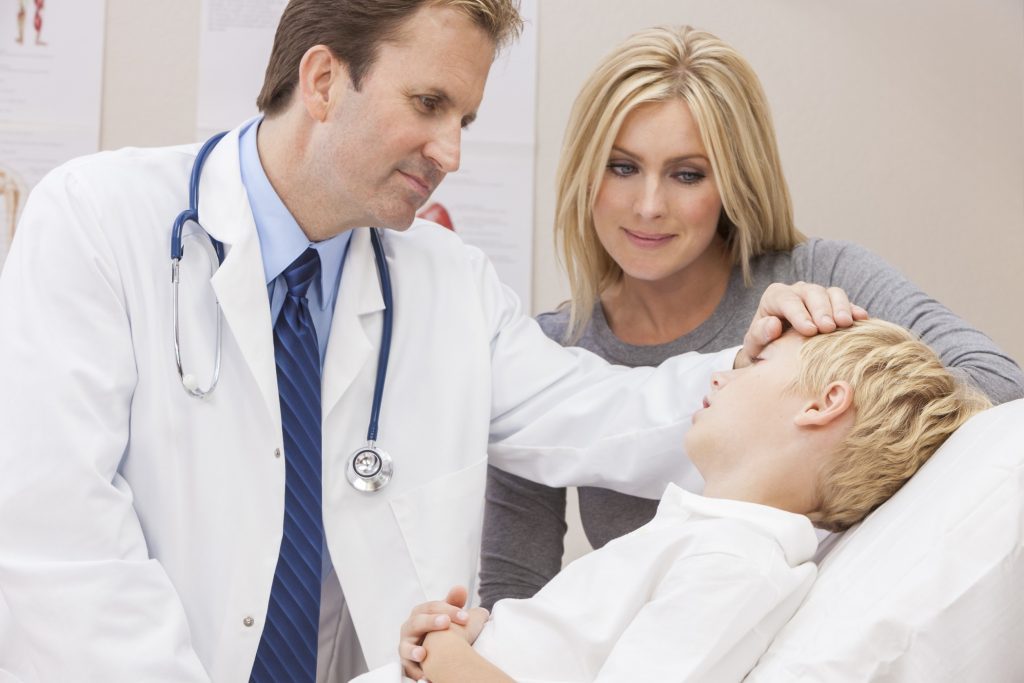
{"left": 480, "top": 25, "right": 1024, "bottom": 609}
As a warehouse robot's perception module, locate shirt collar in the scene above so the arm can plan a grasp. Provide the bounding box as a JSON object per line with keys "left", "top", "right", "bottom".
{"left": 238, "top": 115, "right": 351, "bottom": 310}
{"left": 658, "top": 483, "right": 820, "bottom": 566}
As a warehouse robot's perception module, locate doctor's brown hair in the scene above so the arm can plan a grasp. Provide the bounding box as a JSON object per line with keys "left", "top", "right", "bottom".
{"left": 256, "top": 0, "right": 523, "bottom": 116}
{"left": 797, "top": 320, "right": 991, "bottom": 532}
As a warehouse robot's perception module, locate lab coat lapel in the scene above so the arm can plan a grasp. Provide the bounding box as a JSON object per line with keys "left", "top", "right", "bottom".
{"left": 200, "top": 127, "right": 281, "bottom": 430}
{"left": 322, "top": 227, "right": 385, "bottom": 421}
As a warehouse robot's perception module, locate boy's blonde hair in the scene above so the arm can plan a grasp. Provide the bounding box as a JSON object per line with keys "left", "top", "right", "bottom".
{"left": 797, "top": 320, "right": 991, "bottom": 532}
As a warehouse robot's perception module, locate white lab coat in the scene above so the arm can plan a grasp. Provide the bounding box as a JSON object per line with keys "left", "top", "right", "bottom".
{"left": 0, "top": 125, "right": 733, "bottom": 682}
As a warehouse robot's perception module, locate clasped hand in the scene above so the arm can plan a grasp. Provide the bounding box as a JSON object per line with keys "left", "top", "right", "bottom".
{"left": 399, "top": 585, "right": 489, "bottom": 681}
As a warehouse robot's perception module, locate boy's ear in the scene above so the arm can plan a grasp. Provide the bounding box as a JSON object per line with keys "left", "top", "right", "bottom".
{"left": 794, "top": 380, "right": 854, "bottom": 427}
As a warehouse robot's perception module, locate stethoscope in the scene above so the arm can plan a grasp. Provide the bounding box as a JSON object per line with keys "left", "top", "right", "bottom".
{"left": 170, "top": 131, "right": 395, "bottom": 492}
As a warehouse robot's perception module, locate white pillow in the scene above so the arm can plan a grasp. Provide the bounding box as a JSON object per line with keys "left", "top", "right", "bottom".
{"left": 746, "top": 398, "right": 1024, "bottom": 682}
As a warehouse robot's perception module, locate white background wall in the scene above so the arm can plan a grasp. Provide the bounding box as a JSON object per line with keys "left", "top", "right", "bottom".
{"left": 101, "top": 0, "right": 1024, "bottom": 561}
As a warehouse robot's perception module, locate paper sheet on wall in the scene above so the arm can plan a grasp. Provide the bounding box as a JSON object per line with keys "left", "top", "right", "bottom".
{"left": 196, "top": 0, "right": 537, "bottom": 303}
{"left": 0, "top": 0, "right": 106, "bottom": 271}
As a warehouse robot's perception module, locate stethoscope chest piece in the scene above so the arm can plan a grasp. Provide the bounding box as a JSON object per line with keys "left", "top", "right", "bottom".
{"left": 346, "top": 442, "right": 393, "bottom": 492}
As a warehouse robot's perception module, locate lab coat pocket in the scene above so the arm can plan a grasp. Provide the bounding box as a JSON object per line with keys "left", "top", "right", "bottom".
{"left": 388, "top": 456, "right": 487, "bottom": 603}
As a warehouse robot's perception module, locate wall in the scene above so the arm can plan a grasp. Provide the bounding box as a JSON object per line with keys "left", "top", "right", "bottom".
{"left": 101, "top": 1, "right": 200, "bottom": 148}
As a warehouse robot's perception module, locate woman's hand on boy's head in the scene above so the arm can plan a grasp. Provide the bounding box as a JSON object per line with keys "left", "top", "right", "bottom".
{"left": 736, "top": 282, "right": 868, "bottom": 368}
{"left": 399, "top": 585, "right": 481, "bottom": 680}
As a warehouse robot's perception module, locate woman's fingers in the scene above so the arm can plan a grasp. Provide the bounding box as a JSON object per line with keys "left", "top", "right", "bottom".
{"left": 738, "top": 283, "right": 868, "bottom": 367}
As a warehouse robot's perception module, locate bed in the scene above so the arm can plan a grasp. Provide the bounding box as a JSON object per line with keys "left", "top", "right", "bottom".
{"left": 746, "top": 398, "right": 1024, "bottom": 681}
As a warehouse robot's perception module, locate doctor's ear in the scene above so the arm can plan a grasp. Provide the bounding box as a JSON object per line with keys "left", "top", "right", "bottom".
{"left": 793, "top": 380, "right": 854, "bottom": 428}
{"left": 297, "top": 45, "right": 349, "bottom": 122}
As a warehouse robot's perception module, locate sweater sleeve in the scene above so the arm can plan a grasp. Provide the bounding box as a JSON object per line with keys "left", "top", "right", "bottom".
{"left": 479, "top": 466, "right": 567, "bottom": 610}
{"left": 792, "top": 239, "right": 1024, "bottom": 404}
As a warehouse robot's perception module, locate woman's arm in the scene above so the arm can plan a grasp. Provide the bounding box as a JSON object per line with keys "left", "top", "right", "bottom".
{"left": 479, "top": 466, "right": 568, "bottom": 610}
{"left": 799, "top": 239, "right": 1024, "bottom": 403}
{"left": 421, "top": 628, "right": 516, "bottom": 683}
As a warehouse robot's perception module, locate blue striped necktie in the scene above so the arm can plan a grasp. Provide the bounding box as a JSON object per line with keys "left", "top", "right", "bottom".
{"left": 251, "top": 247, "right": 323, "bottom": 683}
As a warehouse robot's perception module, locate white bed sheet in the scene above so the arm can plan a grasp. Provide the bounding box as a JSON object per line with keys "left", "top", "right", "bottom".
{"left": 747, "top": 398, "right": 1024, "bottom": 681}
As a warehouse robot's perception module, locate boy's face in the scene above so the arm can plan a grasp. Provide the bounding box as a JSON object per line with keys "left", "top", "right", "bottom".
{"left": 686, "top": 330, "right": 831, "bottom": 515}
{"left": 688, "top": 330, "right": 806, "bottom": 455}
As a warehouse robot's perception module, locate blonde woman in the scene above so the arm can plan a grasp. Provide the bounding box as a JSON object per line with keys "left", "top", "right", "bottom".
{"left": 480, "top": 26, "right": 1024, "bottom": 609}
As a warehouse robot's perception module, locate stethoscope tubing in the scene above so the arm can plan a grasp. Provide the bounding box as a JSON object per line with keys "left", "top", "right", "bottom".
{"left": 367, "top": 228, "right": 393, "bottom": 444}
{"left": 171, "top": 131, "right": 228, "bottom": 263}
{"left": 172, "top": 130, "right": 395, "bottom": 487}
{"left": 170, "top": 130, "right": 228, "bottom": 399}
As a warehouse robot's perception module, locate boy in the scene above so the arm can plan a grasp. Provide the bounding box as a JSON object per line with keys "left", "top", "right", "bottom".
{"left": 382, "top": 320, "right": 989, "bottom": 683}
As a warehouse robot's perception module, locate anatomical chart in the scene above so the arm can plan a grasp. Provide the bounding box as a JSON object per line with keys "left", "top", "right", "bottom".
{"left": 197, "top": 0, "right": 538, "bottom": 303}
{"left": 0, "top": 0, "right": 106, "bottom": 271}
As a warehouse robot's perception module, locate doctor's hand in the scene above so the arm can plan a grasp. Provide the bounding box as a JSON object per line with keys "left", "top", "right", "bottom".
{"left": 399, "top": 585, "right": 489, "bottom": 681}
{"left": 736, "top": 282, "right": 868, "bottom": 368}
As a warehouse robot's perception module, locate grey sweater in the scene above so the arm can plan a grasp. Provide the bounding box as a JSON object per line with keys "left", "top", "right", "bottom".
{"left": 479, "top": 238, "right": 1024, "bottom": 610}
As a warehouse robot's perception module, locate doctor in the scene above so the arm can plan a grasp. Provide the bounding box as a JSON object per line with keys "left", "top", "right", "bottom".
{"left": 0, "top": 1, "right": 860, "bottom": 681}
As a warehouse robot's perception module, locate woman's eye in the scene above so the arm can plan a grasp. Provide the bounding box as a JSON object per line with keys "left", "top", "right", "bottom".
{"left": 607, "top": 162, "right": 637, "bottom": 177}
{"left": 674, "top": 170, "right": 705, "bottom": 184}
{"left": 417, "top": 96, "right": 440, "bottom": 112}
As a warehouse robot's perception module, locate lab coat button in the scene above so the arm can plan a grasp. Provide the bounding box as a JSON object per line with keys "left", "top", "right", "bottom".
{"left": 243, "top": 616, "right": 255, "bottom": 627}
{"left": 274, "top": 448, "right": 281, "bottom": 458}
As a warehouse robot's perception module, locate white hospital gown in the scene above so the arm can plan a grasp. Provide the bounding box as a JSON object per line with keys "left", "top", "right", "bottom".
{"left": 357, "top": 484, "right": 818, "bottom": 683}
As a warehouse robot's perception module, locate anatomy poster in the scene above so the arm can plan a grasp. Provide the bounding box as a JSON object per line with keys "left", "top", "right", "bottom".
{"left": 197, "top": 0, "right": 538, "bottom": 303}
{"left": 0, "top": 0, "right": 106, "bottom": 271}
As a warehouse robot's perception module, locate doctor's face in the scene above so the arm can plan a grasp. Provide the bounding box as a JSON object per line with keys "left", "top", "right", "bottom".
{"left": 312, "top": 4, "right": 493, "bottom": 231}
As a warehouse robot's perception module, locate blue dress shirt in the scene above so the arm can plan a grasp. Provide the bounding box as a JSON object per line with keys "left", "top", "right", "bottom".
{"left": 237, "top": 116, "right": 352, "bottom": 369}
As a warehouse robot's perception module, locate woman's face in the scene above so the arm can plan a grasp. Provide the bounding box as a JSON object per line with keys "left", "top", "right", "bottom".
{"left": 592, "top": 99, "right": 725, "bottom": 285}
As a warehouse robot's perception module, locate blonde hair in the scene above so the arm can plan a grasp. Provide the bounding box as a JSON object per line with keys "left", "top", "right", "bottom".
{"left": 796, "top": 320, "right": 991, "bottom": 532}
{"left": 555, "top": 25, "right": 805, "bottom": 342}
